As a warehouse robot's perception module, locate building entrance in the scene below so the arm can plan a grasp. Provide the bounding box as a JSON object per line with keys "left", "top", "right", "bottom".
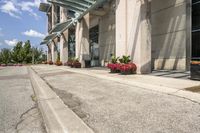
{"left": 68, "top": 28, "right": 75, "bottom": 58}
{"left": 192, "top": 0, "right": 200, "bottom": 60}
{"left": 89, "top": 25, "right": 99, "bottom": 67}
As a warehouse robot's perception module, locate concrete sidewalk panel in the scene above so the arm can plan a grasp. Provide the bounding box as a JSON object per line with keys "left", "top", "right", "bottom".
{"left": 29, "top": 67, "right": 94, "bottom": 133}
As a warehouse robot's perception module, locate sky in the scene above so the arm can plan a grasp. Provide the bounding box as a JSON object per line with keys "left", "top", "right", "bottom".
{"left": 0, "top": 0, "right": 47, "bottom": 50}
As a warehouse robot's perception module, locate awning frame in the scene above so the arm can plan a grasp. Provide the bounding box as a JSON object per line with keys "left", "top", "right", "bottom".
{"left": 41, "top": 0, "right": 107, "bottom": 45}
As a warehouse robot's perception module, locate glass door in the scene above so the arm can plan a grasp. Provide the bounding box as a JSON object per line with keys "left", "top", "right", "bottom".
{"left": 89, "top": 25, "right": 99, "bottom": 67}
{"left": 192, "top": 0, "right": 200, "bottom": 60}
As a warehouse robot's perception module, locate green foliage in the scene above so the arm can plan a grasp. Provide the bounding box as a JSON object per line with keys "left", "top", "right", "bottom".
{"left": 111, "top": 56, "right": 119, "bottom": 64}
{"left": 0, "top": 40, "right": 45, "bottom": 64}
{"left": 56, "top": 52, "right": 60, "bottom": 62}
{"left": 0, "top": 48, "right": 11, "bottom": 64}
{"left": 23, "top": 40, "right": 32, "bottom": 63}
{"left": 12, "top": 41, "right": 23, "bottom": 63}
{"left": 31, "top": 47, "right": 43, "bottom": 64}
{"left": 119, "top": 55, "right": 131, "bottom": 64}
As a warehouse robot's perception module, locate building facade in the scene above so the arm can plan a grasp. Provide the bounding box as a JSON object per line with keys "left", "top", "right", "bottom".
{"left": 39, "top": 0, "right": 198, "bottom": 74}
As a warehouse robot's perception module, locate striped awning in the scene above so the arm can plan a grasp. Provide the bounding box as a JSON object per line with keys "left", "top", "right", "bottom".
{"left": 41, "top": 0, "right": 107, "bottom": 45}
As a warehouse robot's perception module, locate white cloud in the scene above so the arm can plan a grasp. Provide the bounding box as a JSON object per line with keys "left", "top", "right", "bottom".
{"left": 0, "top": 1, "right": 21, "bottom": 19}
{"left": 5, "top": 39, "right": 18, "bottom": 46}
{"left": 22, "top": 29, "right": 45, "bottom": 38}
{"left": 19, "top": 0, "right": 42, "bottom": 19}
{"left": 0, "top": 0, "right": 47, "bottom": 19}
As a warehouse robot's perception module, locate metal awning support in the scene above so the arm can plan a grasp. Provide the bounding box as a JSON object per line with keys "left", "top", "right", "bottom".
{"left": 39, "top": 3, "right": 51, "bottom": 12}
{"left": 50, "top": 19, "right": 72, "bottom": 33}
{"left": 40, "top": 33, "right": 57, "bottom": 45}
{"left": 41, "top": 0, "right": 107, "bottom": 45}
{"left": 40, "top": 40, "right": 49, "bottom": 45}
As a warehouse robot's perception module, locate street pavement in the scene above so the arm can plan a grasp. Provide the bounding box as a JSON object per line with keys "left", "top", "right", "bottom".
{"left": 0, "top": 66, "right": 46, "bottom": 133}
{"left": 32, "top": 65, "right": 200, "bottom": 133}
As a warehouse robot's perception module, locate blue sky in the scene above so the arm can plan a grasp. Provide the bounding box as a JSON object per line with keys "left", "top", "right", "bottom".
{"left": 0, "top": 0, "right": 47, "bottom": 50}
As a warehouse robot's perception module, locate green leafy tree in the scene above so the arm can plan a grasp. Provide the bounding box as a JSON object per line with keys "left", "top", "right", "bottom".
{"left": 12, "top": 41, "right": 23, "bottom": 63}
{"left": 31, "top": 47, "right": 43, "bottom": 64}
{"left": 0, "top": 48, "right": 11, "bottom": 64}
{"left": 23, "top": 40, "right": 32, "bottom": 63}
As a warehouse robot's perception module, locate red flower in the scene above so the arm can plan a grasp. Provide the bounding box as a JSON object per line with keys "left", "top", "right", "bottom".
{"left": 119, "top": 63, "right": 137, "bottom": 72}
{"left": 107, "top": 63, "right": 121, "bottom": 71}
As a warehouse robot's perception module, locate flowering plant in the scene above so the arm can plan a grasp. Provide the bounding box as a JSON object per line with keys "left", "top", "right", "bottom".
{"left": 107, "top": 63, "right": 121, "bottom": 73}
{"left": 55, "top": 61, "right": 62, "bottom": 66}
{"left": 48, "top": 61, "right": 53, "bottom": 65}
{"left": 120, "top": 63, "right": 137, "bottom": 74}
{"left": 72, "top": 58, "right": 81, "bottom": 68}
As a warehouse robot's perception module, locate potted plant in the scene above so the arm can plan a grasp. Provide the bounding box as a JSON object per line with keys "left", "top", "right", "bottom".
{"left": 120, "top": 62, "right": 137, "bottom": 75}
{"left": 191, "top": 59, "right": 200, "bottom": 80}
{"left": 72, "top": 58, "right": 81, "bottom": 68}
{"left": 119, "top": 55, "right": 137, "bottom": 75}
{"left": 48, "top": 61, "right": 53, "bottom": 65}
{"left": 65, "top": 57, "right": 74, "bottom": 67}
{"left": 55, "top": 56, "right": 62, "bottom": 66}
{"left": 107, "top": 56, "right": 120, "bottom": 73}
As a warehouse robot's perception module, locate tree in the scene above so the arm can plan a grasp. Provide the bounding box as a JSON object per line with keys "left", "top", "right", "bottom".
{"left": 23, "top": 40, "right": 32, "bottom": 63}
{"left": 31, "top": 47, "right": 43, "bottom": 64}
{"left": 0, "top": 48, "right": 11, "bottom": 64}
{"left": 12, "top": 41, "right": 23, "bottom": 63}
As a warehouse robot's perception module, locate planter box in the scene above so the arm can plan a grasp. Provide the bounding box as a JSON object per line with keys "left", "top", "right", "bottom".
{"left": 191, "top": 64, "right": 200, "bottom": 80}
{"left": 120, "top": 70, "right": 133, "bottom": 75}
{"left": 110, "top": 69, "right": 120, "bottom": 73}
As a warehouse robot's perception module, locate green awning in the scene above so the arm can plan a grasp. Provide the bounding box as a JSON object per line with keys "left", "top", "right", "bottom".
{"left": 40, "top": 33, "right": 57, "bottom": 45}
{"left": 41, "top": 0, "right": 107, "bottom": 45}
{"left": 39, "top": 3, "right": 51, "bottom": 12}
{"left": 40, "top": 40, "right": 50, "bottom": 45}
{"left": 50, "top": 19, "right": 72, "bottom": 33}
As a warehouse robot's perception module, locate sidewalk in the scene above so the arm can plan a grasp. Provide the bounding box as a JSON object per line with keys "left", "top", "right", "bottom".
{"left": 31, "top": 65, "right": 200, "bottom": 133}
{"left": 32, "top": 65, "right": 200, "bottom": 103}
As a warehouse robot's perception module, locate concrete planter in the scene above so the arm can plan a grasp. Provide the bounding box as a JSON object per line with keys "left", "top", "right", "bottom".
{"left": 110, "top": 69, "right": 120, "bottom": 73}
{"left": 191, "top": 63, "right": 200, "bottom": 80}
{"left": 73, "top": 62, "right": 81, "bottom": 68}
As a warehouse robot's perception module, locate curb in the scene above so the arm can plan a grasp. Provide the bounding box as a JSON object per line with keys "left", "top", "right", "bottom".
{"left": 28, "top": 67, "right": 94, "bottom": 133}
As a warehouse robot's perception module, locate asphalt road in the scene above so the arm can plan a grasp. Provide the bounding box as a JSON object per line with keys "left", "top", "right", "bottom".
{"left": 32, "top": 65, "right": 200, "bottom": 133}
{"left": 0, "top": 66, "right": 46, "bottom": 133}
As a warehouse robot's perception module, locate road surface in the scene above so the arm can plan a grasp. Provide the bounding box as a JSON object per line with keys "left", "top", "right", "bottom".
{"left": 0, "top": 66, "right": 46, "bottom": 133}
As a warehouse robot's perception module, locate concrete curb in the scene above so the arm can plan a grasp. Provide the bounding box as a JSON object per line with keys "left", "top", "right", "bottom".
{"left": 28, "top": 67, "right": 94, "bottom": 133}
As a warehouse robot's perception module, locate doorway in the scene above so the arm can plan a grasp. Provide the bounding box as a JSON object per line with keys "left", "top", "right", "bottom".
{"left": 89, "top": 25, "right": 100, "bottom": 67}
{"left": 192, "top": 0, "right": 200, "bottom": 60}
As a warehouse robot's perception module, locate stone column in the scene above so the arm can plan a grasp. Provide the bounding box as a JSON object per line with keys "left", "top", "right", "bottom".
{"left": 60, "top": 7, "right": 68, "bottom": 63}
{"left": 47, "top": 44, "right": 52, "bottom": 62}
{"left": 116, "top": 0, "right": 151, "bottom": 74}
{"left": 51, "top": 4, "right": 57, "bottom": 28}
{"left": 75, "top": 13, "right": 90, "bottom": 67}
{"left": 51, "top": 42, "right": 58, "bottom": 63}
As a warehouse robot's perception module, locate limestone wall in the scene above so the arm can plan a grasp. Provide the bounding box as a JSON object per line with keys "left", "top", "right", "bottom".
{"left": 99, "top": 2, "right": 116, "bottom": 66}
{"left": 87, "top": 1, "right": 116, "bottom": 66}
{"left": 151, "top": 0, "right": 187, "bottom": 70}
{"left": 116, "top": 0, "right": 151, "bottom": 74}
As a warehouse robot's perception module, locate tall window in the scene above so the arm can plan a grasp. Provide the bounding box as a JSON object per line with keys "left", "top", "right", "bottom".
{"left": 56, "top": 6, "right": 60, "bottom": 23}
{"left": 192, "top": 0, "right": 200, "bottom": 58}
